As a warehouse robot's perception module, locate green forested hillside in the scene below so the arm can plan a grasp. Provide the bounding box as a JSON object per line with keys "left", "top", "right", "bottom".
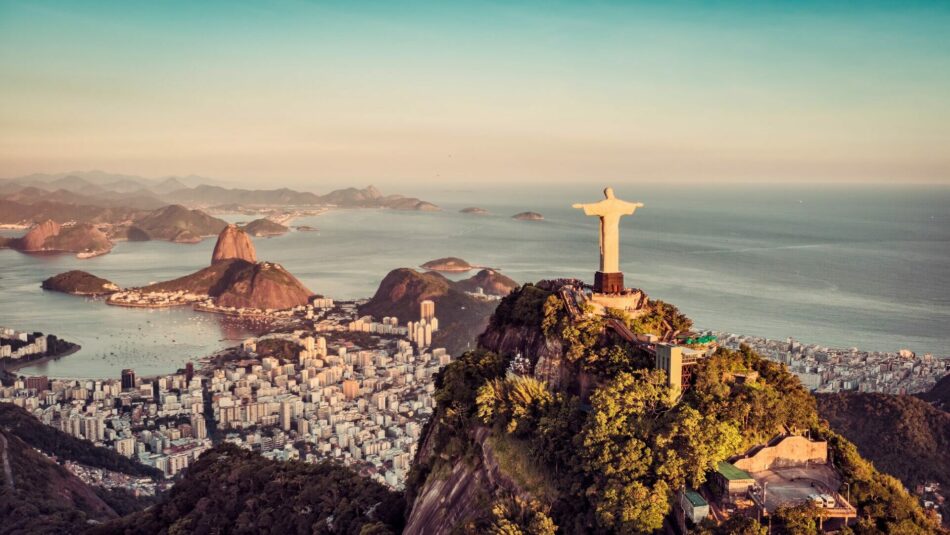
{"left": 407, "top": 285, "right": 940, "bottom": 534}
{"left": 818, "top": 392, "right": 950, "bottom": 488}
{"left": 94, "top": 444, "right": 405, "bottom": 535}
{"left": 0, "top": 403, "right": 161, "bottom": 479}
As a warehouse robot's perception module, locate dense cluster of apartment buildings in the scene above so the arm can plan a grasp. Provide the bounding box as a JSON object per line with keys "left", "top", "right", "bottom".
{"left": 0, "top": 299, "right": 450, "bottom": 492}
{"left": 715, "top": 332, "right": 949, "bottom": 394}
{"left": 0, "top": 327, "right": 49, "bottom": 360}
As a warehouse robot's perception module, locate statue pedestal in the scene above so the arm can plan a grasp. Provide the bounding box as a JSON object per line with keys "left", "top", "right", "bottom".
{"left": 594, "top": 271, "right": 624, "bottom": 294}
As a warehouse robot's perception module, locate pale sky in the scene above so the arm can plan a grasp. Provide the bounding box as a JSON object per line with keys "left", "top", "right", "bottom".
{"left": 1, "top": 0, "right": 949, "bottom": 188}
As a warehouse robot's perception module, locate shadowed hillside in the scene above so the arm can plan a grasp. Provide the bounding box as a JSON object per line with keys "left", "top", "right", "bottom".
{"left": 918, "top": 373, "right": 950, "bottom": 412}
{"left": 818, "top": 392, "right": 950, "bottom": 488}
{"left": 0, "top": 404, "right": 162, "bottom": 479}
{"left": 92, "top": 444, "right": 405, "bottom": 535}
{"left": 359, "top": 268, "right": 500, "bottom": 354}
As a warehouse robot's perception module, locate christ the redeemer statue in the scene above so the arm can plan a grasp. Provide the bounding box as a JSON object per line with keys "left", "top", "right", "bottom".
{"left": 573, "top": 187, "right": 643, "bottom": 294}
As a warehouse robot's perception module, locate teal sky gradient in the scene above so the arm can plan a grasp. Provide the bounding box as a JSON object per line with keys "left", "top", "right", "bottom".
{"left": 2, "top": 0, "right": 949, "bottom": 187}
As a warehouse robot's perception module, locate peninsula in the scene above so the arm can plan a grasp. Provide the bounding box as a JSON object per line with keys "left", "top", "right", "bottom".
{"left": 107, "top": 225, "right": 313, "bottom": 313}
{"left": 42, "top": 224, "right": 315, "bottom": 315}
{"left": 0, "top": 220, "right": 113, "bottom": 258}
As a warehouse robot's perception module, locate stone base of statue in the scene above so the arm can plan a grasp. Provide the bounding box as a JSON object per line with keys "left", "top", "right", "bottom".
{"left": 594, "top": 271, "right": 624, "bottom": 294}
{"left": 589, "top": 286, "right": 648, "bottom": 316}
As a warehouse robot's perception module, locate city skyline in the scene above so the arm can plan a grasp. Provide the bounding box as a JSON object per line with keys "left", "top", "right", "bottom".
{"left": 2, "top": 0, "right": 950, "bottom": 187}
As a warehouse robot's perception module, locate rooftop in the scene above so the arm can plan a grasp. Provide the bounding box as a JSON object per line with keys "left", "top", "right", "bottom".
{"left": 684, "top": 489, "right": 708, "bottom": 507}
{"left": 717, "top": 461, "right": 753, "bottom": 481}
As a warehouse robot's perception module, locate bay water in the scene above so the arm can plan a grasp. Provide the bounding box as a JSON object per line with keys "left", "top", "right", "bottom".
{"left": 2, "top": 183, "right": 947, "bottom": 378}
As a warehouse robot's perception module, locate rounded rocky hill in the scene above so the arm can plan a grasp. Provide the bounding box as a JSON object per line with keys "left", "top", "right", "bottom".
{"left": 45, "top": 223, "right": 112, "bottom": 256}
{"left": 454, "top": 269, "right": 518, "bottom": 296}
{"left": 127, "top": 204, "right": 228, "bottom": 243}
{"left": 359, "top": 268, "right": 499, "bottom": 355}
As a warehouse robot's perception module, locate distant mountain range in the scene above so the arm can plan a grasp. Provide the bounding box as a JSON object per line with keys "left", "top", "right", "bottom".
{"left": 0, "top": 171, "right": 438, "bottom": 213}
{"left": 0, "top": 172, "right": 440, "bottom": 261}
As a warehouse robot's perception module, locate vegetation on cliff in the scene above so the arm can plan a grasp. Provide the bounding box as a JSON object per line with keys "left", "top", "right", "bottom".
{"left": 407, "top": 284, "right": 939, "bottom": 534}
{"left": 0, "top": 427, "right": 119, "bottom": 534}
{"left": 94, "top": 444, "right": 404, "bottom": 535}
{"left": 0, "top": 403, "right": 165, "bottom": 534}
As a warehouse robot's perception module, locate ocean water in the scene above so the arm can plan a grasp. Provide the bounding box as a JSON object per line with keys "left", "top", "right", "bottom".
{"left": 2, "top": 183, "right": 948, "bottom": 378}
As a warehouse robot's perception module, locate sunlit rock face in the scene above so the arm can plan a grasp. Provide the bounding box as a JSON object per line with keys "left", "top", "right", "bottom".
{"left": 18, "top": 219, "right": 62, "bottom": 251}
{"left": 211, "top": 224, "right": 257, "bottom": 264}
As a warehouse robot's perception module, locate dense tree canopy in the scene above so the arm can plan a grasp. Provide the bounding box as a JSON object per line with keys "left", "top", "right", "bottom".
{"left": 410, "top": 284, "right": 938, "bottom": 534}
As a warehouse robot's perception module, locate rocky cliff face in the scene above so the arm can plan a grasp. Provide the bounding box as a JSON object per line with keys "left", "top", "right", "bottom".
{"left": 405, "top": 426, "right": 529, "bottom": 534}
{"left": 478, "top": 322, "right": 568, "bottom": 388}
{"left": 211, "top": 224, "right": 257, "bottom": 263}
{"left": 10, "top": 220, "right": 113, "bottom": 257}
{"left": 17, "top": 219, "right": 61, "bottom": 251}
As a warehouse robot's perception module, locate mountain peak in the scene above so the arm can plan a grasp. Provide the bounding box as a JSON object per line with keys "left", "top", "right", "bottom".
{"left": 211, "top": 224, "right": 257, "bottom": 264}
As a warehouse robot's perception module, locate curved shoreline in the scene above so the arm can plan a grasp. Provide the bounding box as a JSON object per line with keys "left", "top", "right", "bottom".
{"left": 1, "top": 343, "right": 81, "bottom": 373}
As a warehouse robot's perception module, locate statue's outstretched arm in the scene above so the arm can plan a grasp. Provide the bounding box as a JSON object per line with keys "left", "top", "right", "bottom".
{"left": 622, "top": 201, "right": 644, "bottom": 214}
{"left": 572, "top": 203, "right": 600, "bottom": 216}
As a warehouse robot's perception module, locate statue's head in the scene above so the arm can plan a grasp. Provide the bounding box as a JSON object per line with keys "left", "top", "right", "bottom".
{"left": 604, "top": 186, "right": 615, "bottom": 199}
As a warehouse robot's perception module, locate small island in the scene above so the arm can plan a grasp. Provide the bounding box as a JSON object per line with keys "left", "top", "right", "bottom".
{"left": 460, "top": 207, "right": 490, "bottom": 215}
{"left": 294, "top": 225, "right": 318, "bottom": 232}
{"left": 42, "top": 270, "right": 120, "bottom": 296}
{"left": 242, "top": 218, "right": 288, "bottom": 237}
{"left": 512, "top": 211, "right": 544, "bottom": 221}
{"left": 420, "top": 257, "right": 476, "bottom": 272}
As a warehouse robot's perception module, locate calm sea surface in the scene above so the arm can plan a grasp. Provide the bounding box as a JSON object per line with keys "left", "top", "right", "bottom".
{"left": 2, "top": 183, "right": 948, "bottom": 378}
